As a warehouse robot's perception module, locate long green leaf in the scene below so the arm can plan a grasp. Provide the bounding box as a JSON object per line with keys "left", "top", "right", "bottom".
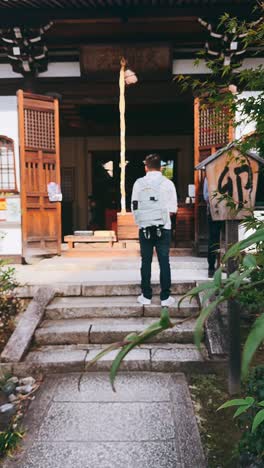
{"left": 218, "top": 398, "right": 255, "bottom": 411}
{"left": 178, "top": 282, "right": 216, "bottom": 309}
{"left": 194, "top": 297, "right": 223, "bottom": 348}
{"left": 213, "top": 267, "right": 222, "bottom": 288}
{"left": 252, "top": 409, "right": 264, "bottom": 433}
{"left": 109, "top": 308, "right": 173, "bottom": 390}
{"left": 201, "top": 288, "right": 217, "bottom": 307}
{"left": 258, "top": 401, "right": 264, "bottom": 408}
{"left": 233, "top": 404, "right": 253, "bottom": 419}
{"left": 110, "top": 341, "right": 139, "bottom": 391}
{"left": 242, "top": 314, "right": 264, "bottom": 378}
{"left": 223, "top": 228, "right": 264, "bottom": 261}
{"left": 243, "top": 254, "right": 257, "bottom": 268}
{"left": 85, "top": 342, "right": 124, "bottom": 368}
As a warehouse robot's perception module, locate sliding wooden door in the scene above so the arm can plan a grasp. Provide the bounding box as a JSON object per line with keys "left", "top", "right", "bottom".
{"left": 17, "top": 90, "right": 61, "bottom": 259}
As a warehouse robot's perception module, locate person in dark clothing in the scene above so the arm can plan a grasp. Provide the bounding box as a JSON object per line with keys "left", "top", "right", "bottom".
{"left": 203, "top": 177, "right": 223, "bottom": 278}
{"left": 131, "top": 153, "right": 178, "bottom": 306}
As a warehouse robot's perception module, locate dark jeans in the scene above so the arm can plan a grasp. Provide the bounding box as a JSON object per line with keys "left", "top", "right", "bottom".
{"left": 139, "top": 228, "right": 171, "bottom": 301}
{"left": 208, "top": 214, "right": 223, "bottom": 270}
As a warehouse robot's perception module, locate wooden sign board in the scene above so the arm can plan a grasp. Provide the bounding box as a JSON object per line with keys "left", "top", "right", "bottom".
{"left": 80, "top": 44, "right": 172, "bottom": 80}
{"left": 206, "top": 148, "right": 260, "bottom": 221}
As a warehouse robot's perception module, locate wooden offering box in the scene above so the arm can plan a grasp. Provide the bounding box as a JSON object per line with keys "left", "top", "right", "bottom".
{"left": 117, "top": 212, "right": 138, "bottom": 241}
{"left": 175, "top": 204, "right": 194, "bottom": 247}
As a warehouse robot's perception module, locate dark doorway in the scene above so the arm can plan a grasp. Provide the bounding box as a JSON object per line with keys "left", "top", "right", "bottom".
{"left": 90, "top": 149, "right": 179, "bottom": 230}
{"left": 61, "top": 167, "right": 75, "bottom": 237}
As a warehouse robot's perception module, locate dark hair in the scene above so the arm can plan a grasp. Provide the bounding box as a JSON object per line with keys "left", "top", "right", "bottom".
{"left": 144, "top": 153, "right": 161, "bottom": 170}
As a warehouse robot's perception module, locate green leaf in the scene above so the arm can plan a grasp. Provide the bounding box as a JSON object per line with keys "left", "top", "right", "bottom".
{"left": 223, "top": 228, "right": 264, "bottom": 261}
{"left": 242, "top": 314, "right": 264, "bottom": 378}
{"left": 252, "top": 409, "right": 264, "bottom": 433}
{"left": 109, "top": 309, "right": 174, "bottom": 391}
{"left": 110, "top": 341, "right": 137, "bottom": 391}
{"left": 160, "top": 307, "right": 172, "bottom": 328}
{"left": 201, "top": 288, "right": 217, "bottom": 307}
{"left": 178, "top": 282, "right": 216, "bottom": 308}
{"left": 258, "top": 401, "right": 264, "bottom": 408}
{"left": 218, "top": 398, "right": 255, "bottom": 411}
{"left": 233, "top": 404, "right": 252, "bottom": 419}
{"left": 194, "top": 297, "right": 223, "bottom": 348}
{"left": 213, "top": 267, "right": 222, "bottom": 288}
{"left": 243, "top": 254, "right": 257, "bottom": 269}
{"left": 85, "top": 342, "right": 123, "bottom": 368}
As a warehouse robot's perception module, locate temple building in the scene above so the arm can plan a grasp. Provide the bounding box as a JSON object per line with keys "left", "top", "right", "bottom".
{"left": 0, "top": 0, "right": 262, "bottom": 262}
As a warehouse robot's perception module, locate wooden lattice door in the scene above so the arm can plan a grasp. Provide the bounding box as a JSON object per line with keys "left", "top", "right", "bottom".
{"left": 17, "top": 90, "right": 61, "bottom": 259}
{"left": 194, "top": 97, "right": 234, "bottom": 254}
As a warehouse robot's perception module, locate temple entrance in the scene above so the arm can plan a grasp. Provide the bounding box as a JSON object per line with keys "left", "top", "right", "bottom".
{"left": 58, "top": 85, "right": 195, "bottom": 249}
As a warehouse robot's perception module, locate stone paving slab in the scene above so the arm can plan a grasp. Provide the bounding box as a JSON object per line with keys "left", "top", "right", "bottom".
{"left": 8, "top": 441, "right": 182, "bottom": 468}
{"left": 53, "top": 372, "right": 172, "bottom": 402}
{"left": 38, "top": 401, "right": 175, "bottom": 442}
{"left": 3, "top": 372, "right": 205, "bottom": 468}
{"left": 14, "top": 268, "right": 208, "bottom": 287}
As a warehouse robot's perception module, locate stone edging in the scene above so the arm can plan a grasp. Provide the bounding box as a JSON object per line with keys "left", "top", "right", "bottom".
{"left": 1, "top": 287, "right": 55, "bottom": 364}
{"left": 197, "top": 284, "right": 228, "bottom": 359}
{"left": 170, "top": 373, "right": 206, "bottom": 467}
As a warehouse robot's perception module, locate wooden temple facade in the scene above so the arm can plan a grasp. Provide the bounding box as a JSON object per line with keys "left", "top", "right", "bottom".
{"left": 0, "top": 0, "right": 262, "bottom": 261}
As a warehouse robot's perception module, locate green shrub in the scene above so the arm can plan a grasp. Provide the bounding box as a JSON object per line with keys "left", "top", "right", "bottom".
{"left": 0, "top": 260, "right": 22, "bottom": 350}
{"left": 0, "top": 424, "right": 23, "bottom": 459}
{"left": 236, "top": 367, "right": 264, "bottom": 467}
{"left": 239, "top": 268, "right": 264, "bottom": 314}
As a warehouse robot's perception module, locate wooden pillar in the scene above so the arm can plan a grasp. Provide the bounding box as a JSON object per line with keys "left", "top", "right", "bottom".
{"left": 119, "top": 58, "right": 126, "bottom": 214}
{"left": 226, "top": 220, "right": 241, "bottom": 395}
{"left": 87, "top": 151, "right": 93, "bottom": 225}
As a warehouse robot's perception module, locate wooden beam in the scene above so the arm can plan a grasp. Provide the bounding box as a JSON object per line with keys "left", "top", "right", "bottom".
{"left": 0, "top": 6, "right": 255, "bottom": 26}
{"left": 0, "top": 77, "right": 192, "bottom": 103}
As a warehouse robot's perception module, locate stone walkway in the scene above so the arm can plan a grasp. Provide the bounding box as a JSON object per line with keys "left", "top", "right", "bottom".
{"left": 13, "top": 255, "right": 208, "bottom": 285}
{"left": 3, "top": 373, "right": 205, "bottom": 468}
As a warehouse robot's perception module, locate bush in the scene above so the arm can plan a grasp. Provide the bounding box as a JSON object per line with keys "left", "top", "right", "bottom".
{"left": 239, "top": 268, "right": 264, "bottom": 315}
{"left": 237, "top": 367, "right": 264, "bottom": 467}
{"left": 0, "top": 260, "right": 22, "bottom": 351}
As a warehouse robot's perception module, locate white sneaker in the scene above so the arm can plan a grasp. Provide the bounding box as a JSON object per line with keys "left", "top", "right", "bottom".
{"left": 137, "top": 294, "right": 151, "bottom": 305}
{"left": 161, "top": 296, "right": 175, "bottom": 307}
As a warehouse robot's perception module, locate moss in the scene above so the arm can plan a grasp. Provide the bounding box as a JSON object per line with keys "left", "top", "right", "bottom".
{"left": 188, "top": 374, "right": 241, "bottom": 468}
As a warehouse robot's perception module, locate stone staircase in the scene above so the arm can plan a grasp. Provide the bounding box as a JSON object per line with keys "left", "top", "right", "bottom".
{"left": 18, "top": 281, "right": 219, "bottom": 374}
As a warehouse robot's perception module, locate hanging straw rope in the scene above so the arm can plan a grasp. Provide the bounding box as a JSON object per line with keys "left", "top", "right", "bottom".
{"left": 119, "top": 57, "right": 126, "bottom": 214}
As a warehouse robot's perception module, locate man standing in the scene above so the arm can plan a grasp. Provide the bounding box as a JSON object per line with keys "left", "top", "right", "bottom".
{"left": 203, "top": 177, "right": 222, "bottom": 277}
{"left": 131, "top": 153, "right": 178, "bottom": 306}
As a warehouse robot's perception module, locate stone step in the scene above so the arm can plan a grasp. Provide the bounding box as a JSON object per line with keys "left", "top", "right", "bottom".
{"left": 16, "top": 343, "right": 216, "bottom": 375}
{"left": 81, "top": 282, "right": 195, "bottom": 298}
{"left": 45, "top": 295, "right": 199, "bottom": 320}
{"left": 16, "top": 281, "right": 195, "bottom": 299}
{"left": 34, "top": 317, "right": 198, "bottom": 346}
